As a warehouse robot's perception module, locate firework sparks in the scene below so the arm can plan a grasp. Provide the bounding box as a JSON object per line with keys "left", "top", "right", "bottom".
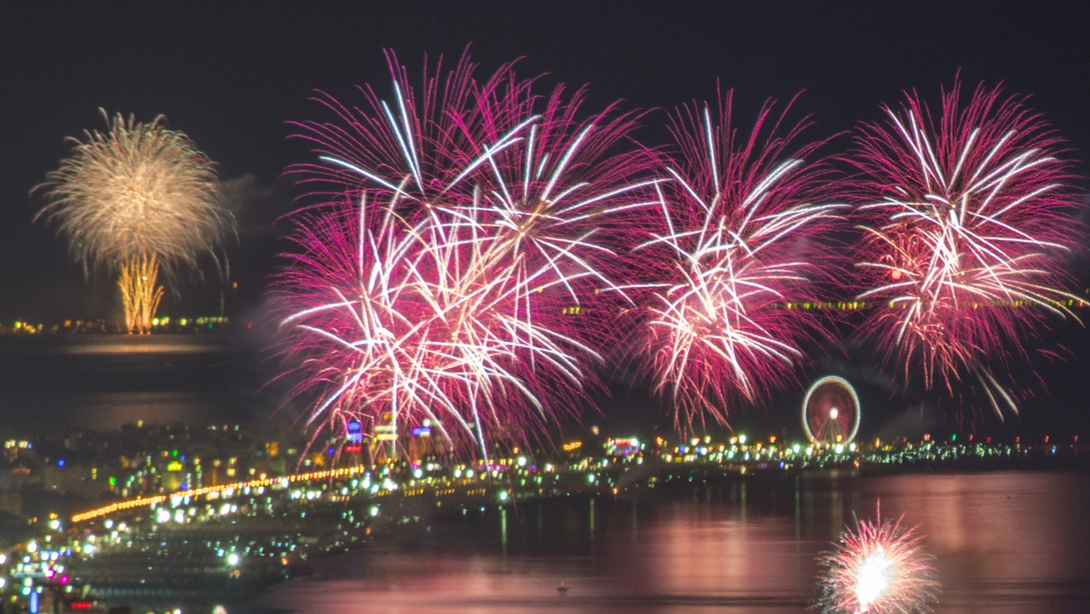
{"left": 850, "top": 80, "right": 1083, "bottom": 417}
{"left": 37, "top": 111, "right": 234, "bottom": 333}
{"left": 118, "top": 254, "right": 165, "bottom": 335}
{"left": 274, "top": 53, "right": 652, "bottom": 458}
{"left": 814, "top": 505, "right": 939, "bottom": 614}
{"left": 290, "top": 50, "right": 505, "bottom": 218}
{"left": 634, "top": 91, "right": 843, "bottom": 429}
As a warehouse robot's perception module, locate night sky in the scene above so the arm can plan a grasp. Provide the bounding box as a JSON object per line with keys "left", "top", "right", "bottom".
{"left": 2, "top": 2, "right": 1089, "bottom": 436}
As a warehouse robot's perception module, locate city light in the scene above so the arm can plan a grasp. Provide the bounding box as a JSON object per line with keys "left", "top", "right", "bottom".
{"left": 0, "top": 427, "right": 1075, "bottom": 614}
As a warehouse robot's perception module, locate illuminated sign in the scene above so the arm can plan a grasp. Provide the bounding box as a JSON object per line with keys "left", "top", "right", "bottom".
{"left": 346, "top": 420, "right": 364, "bottom": 443}
{"left": 411, "top": 427, "right": 431, "bottom": 438}
{"left": 562, "top": 441, "right": 582, "bottom": 452}
{"left": 607, "top": 437, "right": 640, "bottom": 456}
{"left": 343, "top": 444, "right": 363, "bottom": 453}
{"left": 69, "top": 602, "right": 93, "bottom": 610}
{"left": 166, "top": 461, "right": 184, "bottom": 472}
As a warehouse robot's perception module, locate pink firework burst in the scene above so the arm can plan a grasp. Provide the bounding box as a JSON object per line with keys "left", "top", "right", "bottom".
{"left": 290, "top": 49, "right": 506, "bottom": 215}
{"left": 634, "top": 90, "right": 844, "bottom": 429}
{"left": 850, "top": 80, "right": 1083, "bottom": 418}
{"left": 814, "top": 506, "right": 939, "bottom": 614}
{"left": 272, "top": 53, "right": 652, "bottom": 458}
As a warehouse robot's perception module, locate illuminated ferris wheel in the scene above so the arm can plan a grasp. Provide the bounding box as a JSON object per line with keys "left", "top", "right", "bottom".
{"left": 802, "top": 376, "right": 861, "bottom": 445}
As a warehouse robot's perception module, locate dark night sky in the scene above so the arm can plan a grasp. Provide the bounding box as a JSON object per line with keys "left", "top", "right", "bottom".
{"left": 2, "top": 2, "right": 1089, "bottom": 436}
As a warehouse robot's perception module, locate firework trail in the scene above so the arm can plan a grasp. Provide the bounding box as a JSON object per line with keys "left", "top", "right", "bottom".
{"left": 849, "top": 80, "right": 1083, "bottom": 418}
{"left": 274, "top": 53, "right": 653, "bottom": 458}
{"left": 814, "top": 505, "right": 939, "bottom": 614}
{"left": 291, "top": 50, "right": 507, "bottom": 219}
{"left": 37, "top": 111, "right": 233, "bottom": 333}
{"left": 633, "top": 91, "right": 843, "bottom": 429}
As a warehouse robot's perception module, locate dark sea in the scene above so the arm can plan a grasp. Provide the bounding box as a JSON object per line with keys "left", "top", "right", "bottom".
{"left": 260, "top": 471, "right": 1090, "bottom": 614}
{"left": 0, "top": 334, "right": 285, "bottom": 433}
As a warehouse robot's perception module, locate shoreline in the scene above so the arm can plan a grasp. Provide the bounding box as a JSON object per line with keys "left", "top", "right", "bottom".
{"left": 75, "top": 459, "right": 1090, "bottom": 612}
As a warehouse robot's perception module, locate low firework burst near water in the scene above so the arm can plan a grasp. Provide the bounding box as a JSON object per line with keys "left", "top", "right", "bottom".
{"left": 36, "top": 111, "right": 234, "bottom": 333}
{"left": 849, "top": 81, "right": 1083, "bottom": 417}
{"left": 634, "top": 91, "right": 843, "bottom": 429}
{"left": 274, "top": 52, "right": 653, "bottom": 458}
{"left": 814, "top": 507, "right": 939, "bottom": 614}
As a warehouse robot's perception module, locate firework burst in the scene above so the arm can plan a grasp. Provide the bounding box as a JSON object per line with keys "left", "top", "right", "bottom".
{"left": 274, "top": 53, "right": 653, "bottom": 458}
{"left": 633, "top": 91, "right": 843, "bottom": 429}
{"left": 37, "top": 111, "right": 233, "bottom": 333}
{"left": 290, "top": 50, "right": 507, "bottom": 218}
{"left": 814, "top": 506, "right": 939, "bottom": 614}
{"left": 849, "top": 80, "right": 1083, "bottom": 417}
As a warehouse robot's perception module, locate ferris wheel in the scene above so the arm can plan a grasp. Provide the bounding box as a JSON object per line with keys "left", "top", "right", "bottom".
{"left": 802, "top": 376, "right": 861, "bottom": 445}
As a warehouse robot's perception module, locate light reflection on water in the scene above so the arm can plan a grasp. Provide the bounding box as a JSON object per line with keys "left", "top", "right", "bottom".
{"left": 48, "top": 341, "right": 227, "bottom": 354}
{"left": 261, "top": 472, "right": 1090, "bottom": 613}
{"left": 55, "top": 391, "right": 253, "bottom": 431}
{"left": 0, "top": 334, "right": 227, "bottom": 355}
{"left": 0, "top": 335, "right": 278, "bottom": 430}
{"left": 1, "top": 338, "right": 1086, "bottom": 611}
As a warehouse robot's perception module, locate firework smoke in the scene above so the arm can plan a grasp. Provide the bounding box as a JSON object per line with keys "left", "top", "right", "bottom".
{"left": 37, "top": 111, "right": 234, "bottom": 333}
